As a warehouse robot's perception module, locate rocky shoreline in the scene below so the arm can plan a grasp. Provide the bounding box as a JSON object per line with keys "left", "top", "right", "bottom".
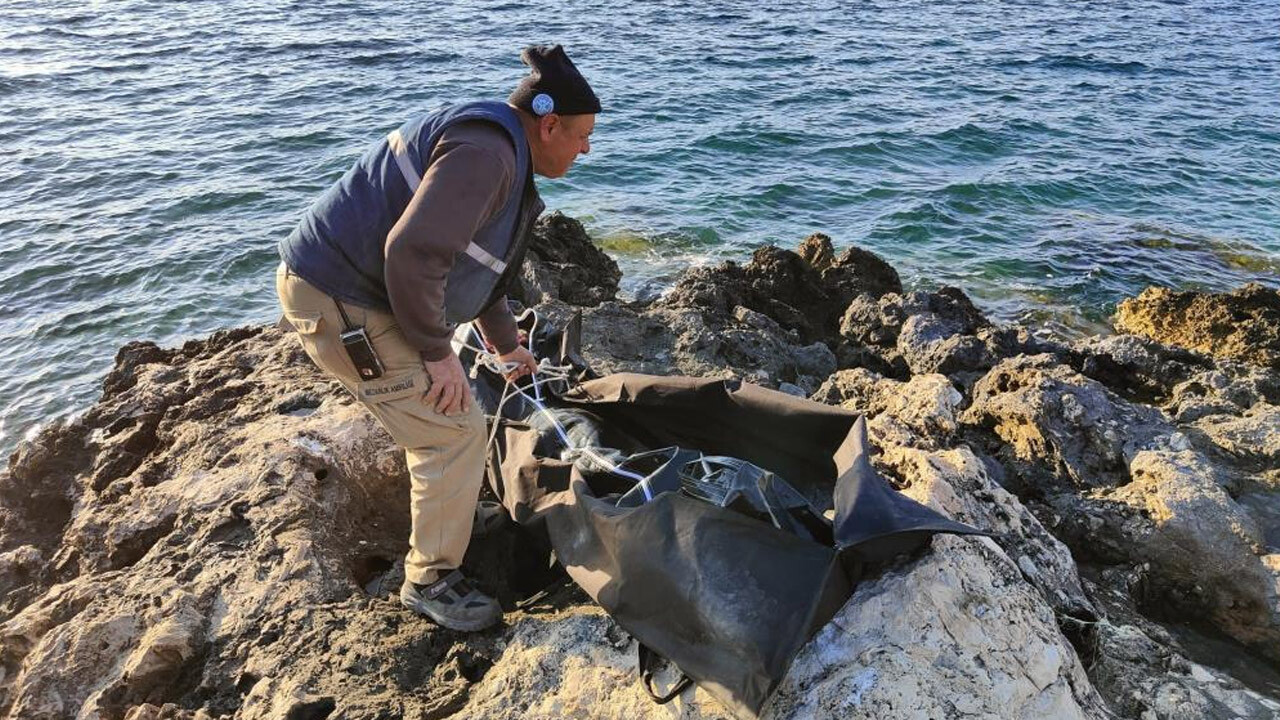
{"left": 1, "top": 214, "right": 1278, "bottom": 719}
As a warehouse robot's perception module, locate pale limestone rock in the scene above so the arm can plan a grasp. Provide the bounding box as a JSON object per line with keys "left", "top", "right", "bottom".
{"left": 767, "top": 535, "right": 1107, "bottom": 720}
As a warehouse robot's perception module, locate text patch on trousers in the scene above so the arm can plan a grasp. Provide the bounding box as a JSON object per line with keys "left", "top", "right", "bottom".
{"left": 358, "top": 371, "right": 428, "bottom": 402}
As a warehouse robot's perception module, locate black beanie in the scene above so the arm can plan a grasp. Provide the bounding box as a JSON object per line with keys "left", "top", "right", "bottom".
{"left": 508, "top": 45, "right": 602, "bottom": 116}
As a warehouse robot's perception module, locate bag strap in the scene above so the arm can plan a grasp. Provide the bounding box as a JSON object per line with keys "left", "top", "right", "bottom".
{"left": 637, "top": 644, "right": 693, "bottom": 705}
{"left": 333, "top": 298, "right": 355, "bottom": 332}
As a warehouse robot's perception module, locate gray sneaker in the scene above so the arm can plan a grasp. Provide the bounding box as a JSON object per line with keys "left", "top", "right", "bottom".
{"left": 400, "top": 570, "right": 502, "bottom": 632}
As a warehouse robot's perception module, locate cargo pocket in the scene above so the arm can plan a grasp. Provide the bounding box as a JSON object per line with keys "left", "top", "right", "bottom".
{"left": 282, "top": 311, "right": 358, "bottom": 388}
{"left": 357, "top": 370, "right": 477, "bottom": 447}
{"left": 283, "top": 311, "right": 323, "bottom": 335}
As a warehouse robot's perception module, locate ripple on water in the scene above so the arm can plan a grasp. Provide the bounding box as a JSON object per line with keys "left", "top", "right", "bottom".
{"left": 0, "top": 0, "right": 1278, "bottom": 457}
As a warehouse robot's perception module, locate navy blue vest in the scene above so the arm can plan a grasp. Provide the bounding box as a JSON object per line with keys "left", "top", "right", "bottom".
{"left": 279, "top": 101, "right": 543, "bottom": 322}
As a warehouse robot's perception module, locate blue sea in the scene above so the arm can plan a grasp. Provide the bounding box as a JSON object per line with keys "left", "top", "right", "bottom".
{"left": 2, "top": 0, "right": 1278, "bottom": 455}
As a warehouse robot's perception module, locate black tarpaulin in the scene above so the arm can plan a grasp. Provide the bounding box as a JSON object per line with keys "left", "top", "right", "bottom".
{"left": 833, "top": 415, "right": 987, "bottom": 562}
{"left": 482, "top": 369, "right": 987, "bottom": 717}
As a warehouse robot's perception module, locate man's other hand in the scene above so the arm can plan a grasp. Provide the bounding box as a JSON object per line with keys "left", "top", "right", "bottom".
{"left": 423, "top": 352, "right": 472, "bottom": 416}
{"left": 497, "top": 346, "right": 538, "bottom": 381}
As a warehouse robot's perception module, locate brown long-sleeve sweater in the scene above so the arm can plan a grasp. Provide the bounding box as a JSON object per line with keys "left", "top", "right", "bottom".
{"left": 383, "top": 121, "right": 526, "bottom": 361}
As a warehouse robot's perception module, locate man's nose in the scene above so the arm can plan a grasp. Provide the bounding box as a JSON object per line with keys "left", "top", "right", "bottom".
{"left": 581, "top": 139, "right": 591, "bottom": 155}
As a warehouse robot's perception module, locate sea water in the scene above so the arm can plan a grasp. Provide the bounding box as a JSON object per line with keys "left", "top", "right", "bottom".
{"left": 1, "top": 0, "right": 1277, "bottom": 454}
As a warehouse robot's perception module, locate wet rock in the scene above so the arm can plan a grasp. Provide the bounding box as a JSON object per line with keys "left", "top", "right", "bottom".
{"left": 796, "top": 233, "right": 902, "bottom": 306}
{"left": 515, "top": 211, "right": 621, "bottom": 307}
{"left": 659, "top": 236, "right": 900, "bottom": 345}
{"left": 1115, "top": 283, "right": 1280, "bottom": 369}
{"left": 834, "top": 287, "right": 1026, "bottom": 379}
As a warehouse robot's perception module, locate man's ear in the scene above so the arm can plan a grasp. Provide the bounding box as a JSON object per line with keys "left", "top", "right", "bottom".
{"left": 539, "top": 113, "right": 561, "bottom": 141}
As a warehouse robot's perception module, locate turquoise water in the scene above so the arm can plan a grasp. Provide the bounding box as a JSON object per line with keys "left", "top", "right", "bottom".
{"left": 2, "top": 0, "right": 1278, "bottom": 454}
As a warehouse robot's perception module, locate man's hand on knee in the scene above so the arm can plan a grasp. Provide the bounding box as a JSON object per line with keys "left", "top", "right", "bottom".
{"left": 423, "top": 352, "right": 472, "bottom": 416}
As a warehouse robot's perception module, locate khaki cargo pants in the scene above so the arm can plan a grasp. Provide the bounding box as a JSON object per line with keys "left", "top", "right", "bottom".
{"left": 276, "top": 263, "right": 485, "bottom": 585}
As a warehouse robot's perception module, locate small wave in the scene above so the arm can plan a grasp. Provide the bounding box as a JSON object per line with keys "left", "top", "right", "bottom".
{"left": 0, "top": 75, "right": 40, "bottom": 96}
{"left": 88, "top": 61, "right": 153, "bottom": 75}
{"left": 692, "top": 130, "right": 807, "bottom": 154}
{"left": 937, "top": 178, "right": 1086, "bottom": 205}
{"left": 928, "top": 123, "right": 1005, "bottom": 154}
{"left": 151, "top": 190, "right": 269, "bottom": 221}
{"left": 55, "top": 12, "right": 96, "bottom": 26}
{"left": 264, "top": 129, "right": 342, "bottom": 149}
{"left": 1129, "top": 222, "right": 1280, "bottom": 276}
{"left": 275, "top": 38, "right": 389, "bottom": 53}
{"left": 702, "top": 53, "right": 818, "bottom": 68}
{"left": 997, "top": 53, "right": 1152, "bottom": 74}
{"left": 348, "top": 50, "right": 422, "bottom": 67}
{"left": 23, "top": 26, "right": 93, "bottom": 40}
{"left": 256, "top": 38, "right": 455, "bottom": 61}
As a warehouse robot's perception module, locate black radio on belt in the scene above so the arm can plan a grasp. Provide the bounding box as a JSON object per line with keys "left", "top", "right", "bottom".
{"left": 335, "top": 300, "right": 384, "bottom": 380}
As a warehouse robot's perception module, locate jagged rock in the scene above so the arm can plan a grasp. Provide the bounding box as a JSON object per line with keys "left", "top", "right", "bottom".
{"left": 815, "top": 370, "right": 964, "bottom": 450}
{"left": 0, "top": 421, "right": 87, "bottom": 617}
{"left": 1087, "top": 618, "right": 1280, "bottom": 719}
{"left": 796, "top": 233, "right": 902, "bottom": 305}
{"left": 4, "top": 224, "right": 1280, "bottom": 719}
{"left": 1068, "top": 334, "right": 1214, "bottom": 406}
{"left": 1068, "top": 333, "right": 1280, "bottom": 423}
{"left": 769, "top": 430, "right": 1110, "bottom": 718}
{"left": 838, "top": 288, "right": 988, "bottom": 348}
{"left": 896, "top": 312, "right": 992, "bottom": 376}
{"left": 962, "top": 354, "right": 1280, "bottom": 666}
{"left": 576, "top": 300, "right": 834, "bottom": 395}
{"left": 767, "top": 536, "right": 1108, "bottom": 719}
{"left": 102, "top": 342, "right": 176, "bottom": 399}
{"left": 1167, "top": 370, "right": 1280, "bottom": 425}
{"left": 1189, "top": 403, "right": 1280, "bottom": 467}
{"left": 659, "top": 236, "right": 900, "bottom": 345}
{"left": 0, "top": 328, "right": 416, "bottom": 719}
{"left": 123, "top": 703, "right": 209, "bottom": 720}
{"left": 1111, "top": 450, "right": 1280, "bottom": 655}
{"left": 962, "top": 354, "right": 1172, "bottom": 492}
{"left": 872, "top": 444, "right": 1096, "bottom": 622}
{"left": 453, "top": 608, "right": 721, "bottom": 719}
{"left": 1115, "top": 283, "right": 1280, "bottom": 369}
{"left": 515, "top": 211, "right": 621, "bottom": 307}
{"left": 834, "top": 287, "right": 1029, "bottom": 379}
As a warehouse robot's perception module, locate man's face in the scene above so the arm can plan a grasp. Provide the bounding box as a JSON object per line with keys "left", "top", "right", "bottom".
{"left": 533, "top": 113, "right": 594, "bottom": 178}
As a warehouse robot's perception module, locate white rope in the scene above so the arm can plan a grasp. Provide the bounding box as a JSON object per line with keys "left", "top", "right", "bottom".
{"left": 462, "top": 320, "right": 650, "bottom": 487}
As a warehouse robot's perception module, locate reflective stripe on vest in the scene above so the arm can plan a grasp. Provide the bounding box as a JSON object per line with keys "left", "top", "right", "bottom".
{"left": 387, "top": 129, "right": 508, "bottom": 275}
